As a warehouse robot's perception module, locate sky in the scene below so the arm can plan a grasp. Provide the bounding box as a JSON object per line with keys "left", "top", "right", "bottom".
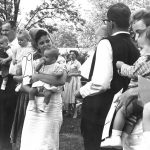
{"left": 20, "top": 0, "right": 42, "bottom": 14}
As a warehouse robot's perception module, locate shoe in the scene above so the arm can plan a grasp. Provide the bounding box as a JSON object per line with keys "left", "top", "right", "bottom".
{"left": 101, "top": 136, "right": 122, "bottom": 149}
{"left": 1, "top": 83, "right": 6, "bottom": 90}
{"left": 15, "top": 84, "right": 22, "bottom": 92}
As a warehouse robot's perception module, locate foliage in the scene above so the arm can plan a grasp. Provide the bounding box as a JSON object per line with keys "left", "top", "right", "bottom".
{"left": 0, "top": 0, "right": 149, "bottom": 49}
{"left": 76, "top": 0, "right": 150, "bottom": 48}
{"left": 89, "top": 0, "right": 148, "bottom": 27}
{"left": 52, "top": 24, "right": 78, "bottom": 48}
{"left": 0, "top": 0, "right": 85, "bottom": 32}
{"left": 24, "top": 0, "right": 85, "bottom": 31}
{"left": 77, "top": 23, "right": 96, "bottom": 48}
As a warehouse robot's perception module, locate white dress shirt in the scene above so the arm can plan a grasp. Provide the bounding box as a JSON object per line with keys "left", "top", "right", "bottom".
{"left": 79, "top": 52, "right": 94, "bottom": 79}
{"left": 80, "top": 31, "right": 130, "bottom": 98}
{"left": 7, "top": 38, "right": 18, "bottom": 57}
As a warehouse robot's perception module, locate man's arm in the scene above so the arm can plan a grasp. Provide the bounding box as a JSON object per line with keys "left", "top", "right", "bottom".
{"left": 78, "top": 39, "right": 113, "bottom": 98}
{"left": 31, "top": 70, "right": 67, "bottom": 86}
{"left": 1, "top": 56, "right": 12, "bottom": 64}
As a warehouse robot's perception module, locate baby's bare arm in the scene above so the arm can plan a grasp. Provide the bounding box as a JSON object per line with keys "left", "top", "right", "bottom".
{"left": 52, "top": 70, "right": 63, "bottom": 77}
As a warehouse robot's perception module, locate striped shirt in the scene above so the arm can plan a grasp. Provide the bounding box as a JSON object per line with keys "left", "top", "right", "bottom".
{"left": 120, "top": 55, "right": 150, "bottom": 88}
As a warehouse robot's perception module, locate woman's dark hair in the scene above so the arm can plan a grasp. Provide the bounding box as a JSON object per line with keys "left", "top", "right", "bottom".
{"left": 142, "top": 12, "right": 150, "bottom": 27}
{"left": 70, "top": 50, "right": 79, "bottom": 58}
{"left": 35, "top": 29, "right": 48, "bottom": 44}
{"left": 107, "top": 3, "right": 131, "bottom": 29}
{"left": 131, "top": 9, "right": 147, "bottom": 24}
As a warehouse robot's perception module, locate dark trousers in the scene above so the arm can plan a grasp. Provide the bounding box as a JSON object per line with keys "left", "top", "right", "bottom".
{"left": 81, "top": 118, "right": 104, "bottom": 150}
{"left": 0, "top": 75, "right": 18, "bottom": 150}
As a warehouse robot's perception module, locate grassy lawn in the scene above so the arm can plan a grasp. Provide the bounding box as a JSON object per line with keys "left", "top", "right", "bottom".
{"left": 59, "top": 116, "right": 121, "bottom": 150}
{"left": 60, "top": 116, "right": 84, "bottom": 150}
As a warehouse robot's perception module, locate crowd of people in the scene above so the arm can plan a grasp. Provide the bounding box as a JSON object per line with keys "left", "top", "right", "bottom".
{"left": 0, "top": 2, "right": 150, "bottom": 150}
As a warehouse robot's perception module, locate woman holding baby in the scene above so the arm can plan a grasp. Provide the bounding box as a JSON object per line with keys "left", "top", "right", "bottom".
{"left": 11, "top": 28, "right": 67, "bottom": 150}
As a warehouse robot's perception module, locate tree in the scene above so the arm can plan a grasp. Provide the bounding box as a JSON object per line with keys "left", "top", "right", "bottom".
{"left": 24, "top": 0, "right": 85, "bottom": 30}
{"left": 0, "top": 0, "right": 85, "bottom": 31}
{"left": 76, "top": 0, "right": 149, "bottom": 48}
{"left": 53, "top": 24, "right": 78, "bottom": 48}
{"left": 0, "top": 0, "right": 20, "bottom": 25}
{"left": 77, "top": 23, "right": 95, "bottom": 48}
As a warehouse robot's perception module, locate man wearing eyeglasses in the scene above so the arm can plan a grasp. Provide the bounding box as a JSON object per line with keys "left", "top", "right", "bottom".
{"left": 75, "top": 3, "right": 140, "bottom": 150}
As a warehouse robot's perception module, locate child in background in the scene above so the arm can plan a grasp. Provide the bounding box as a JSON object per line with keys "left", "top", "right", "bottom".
{"left": 9, "top": 29, "right": 34, "bottom": 76}
{"left": 12, "top": 29, "right": 34, "bottom": 91}
{"left": 29, "top": 47, "right": 64, "bottom": 112}
{"left": 12, "top": 29, "right": 34, "bottom": 68}
{"left": 0, "top": 35, "right": 11, "bottom": 90}
{"left": 101, "top": 26, "right": 150, "bottom": 149}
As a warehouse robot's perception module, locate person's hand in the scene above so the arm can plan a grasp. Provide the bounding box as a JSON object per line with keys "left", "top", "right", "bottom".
{"left": 1, "top": 58, "right": 8, "bottom": 65}
{"left": 31, "top": 74, "right": 39, "bottom": 83}
{"left": 67, "top": 72, "right": 71, "bottom": 77}
{"left": 116, "top": 61, "right": 124, "bottom": 69}
{"left": 116, "top": 90, "right": 137, "bottom": 111}
{"left": 13, "top": 59, "right": 17, "bottom": 65}
{"left": 40, "top": 57, "right": 46, "bottom": 64}
{"left": 74, "top": 90, "right": 82, "bottom": 99}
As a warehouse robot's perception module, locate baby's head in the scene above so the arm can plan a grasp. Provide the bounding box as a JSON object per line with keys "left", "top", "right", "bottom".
{"left": 0, "top": 35, "right": 9, "bottom": 49}
{"left": 17, "top": 29, "right": 30, "bottom": 47}
{"left": 44, "top": 46, "right": 59, "bottom": 64}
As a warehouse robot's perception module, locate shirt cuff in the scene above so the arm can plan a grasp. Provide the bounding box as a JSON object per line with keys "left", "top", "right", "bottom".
{"left": 121, "top": 64, "right": 130, "bottom": 76}
{"left": 80, "top": 82, "right": 104, "bottom": 98}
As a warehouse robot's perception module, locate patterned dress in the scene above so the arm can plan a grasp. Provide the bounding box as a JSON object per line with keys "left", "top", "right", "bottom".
{"left": 62, "top": 59, "right": 81, "bottom": 109}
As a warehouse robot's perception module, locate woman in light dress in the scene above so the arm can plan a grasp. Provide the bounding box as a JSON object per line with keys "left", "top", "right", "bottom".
{"left": 19, "top": 28, "right": 67, "bottom": 150}
{"left": 63, "top": 50, "right": 81, "bottom": 116}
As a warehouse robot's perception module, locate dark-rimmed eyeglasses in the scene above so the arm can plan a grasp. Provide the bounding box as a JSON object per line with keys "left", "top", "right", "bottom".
{"left": 102, "top": 19, "right": 111, "bottom": 25}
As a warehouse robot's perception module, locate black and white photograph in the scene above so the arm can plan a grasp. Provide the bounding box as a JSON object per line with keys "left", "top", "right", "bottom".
{"left": 0, "top": 0, "right": 150, "bottom": 150}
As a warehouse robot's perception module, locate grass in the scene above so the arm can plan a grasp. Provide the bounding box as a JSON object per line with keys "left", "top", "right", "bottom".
{"left": 60, "top": 116, "right": 84, "bottom": 150}
{"left": 59, "top": 116, "right": 121, "bottom": 150}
